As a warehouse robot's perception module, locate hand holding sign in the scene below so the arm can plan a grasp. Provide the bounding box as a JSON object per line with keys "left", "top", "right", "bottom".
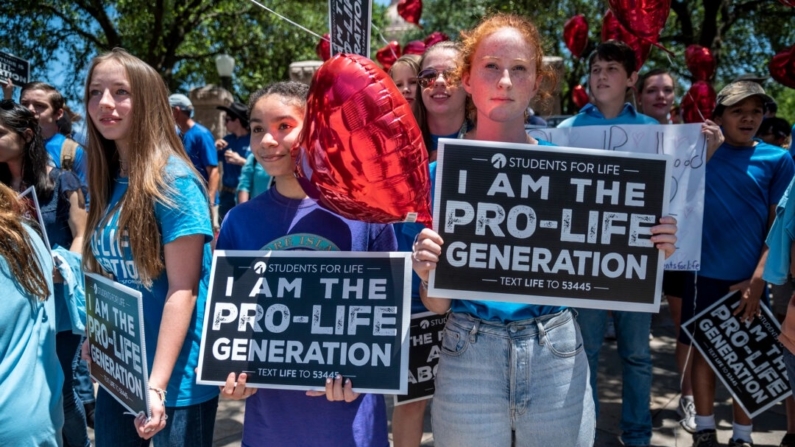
{"left": 220, "top": 372, "right": 258, "bottom": 400}
{"left": 305, "top": 375, "right": 360, "bottom": 403}
{"left": 730, "top": 277, "right": 765, "bottom": 323}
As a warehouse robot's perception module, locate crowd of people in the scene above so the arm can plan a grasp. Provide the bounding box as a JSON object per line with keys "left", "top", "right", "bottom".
{"left": 1, "top": 10, "right": 795, "bottom": 447}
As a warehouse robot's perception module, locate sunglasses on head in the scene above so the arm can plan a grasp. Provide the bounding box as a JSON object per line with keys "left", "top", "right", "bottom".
{"left": 416, "top": 68, "right": 455, "bottom": 88}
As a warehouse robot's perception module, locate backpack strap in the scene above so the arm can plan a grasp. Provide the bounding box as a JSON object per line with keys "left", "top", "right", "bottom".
{"left": 60, "top": 138, "right": 78, "bottom": 171}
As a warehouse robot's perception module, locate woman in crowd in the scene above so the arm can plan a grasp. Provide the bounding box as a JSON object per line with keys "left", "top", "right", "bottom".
{"left": 411, "top": 14, "right": 678, "bottom": 446}
{"left": 216, "top": 81, "right": 395, "bottom": 447}
{"left": 0, "top": 168, "right": 62, "bottom": 447}
{"left": 81, "top": 48, "right": 218, "bottom": 446}
{"left": 0, "top": 99, "right": 89, "bottom": 447}
{"left": 636, "top": 68, "right": 676, "bottom": 125}
{"left": 389, "top": 54, "right": 421, "bottom": 112}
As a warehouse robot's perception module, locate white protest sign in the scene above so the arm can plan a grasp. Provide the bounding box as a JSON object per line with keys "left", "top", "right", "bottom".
{"left": 529, "top": 124, "right": 706, "bottom": 271}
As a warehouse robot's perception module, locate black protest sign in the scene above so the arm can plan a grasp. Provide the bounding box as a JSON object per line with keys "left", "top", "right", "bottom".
{"left": 428, "top": 139, "right": 671, "bottom": 312}
{"left": 682, "top": 291, "right": 792, "bottom": 418}
{"left": 85, "top": 273, "right": 150, "bottom": 417}
{"left": 0, "top": 51, "right": 30, "bottom": 84}
{"left": 197, "top": 251, "right": 411, "bottom": 394}
{"left": 395, "top": 312, "right": 447, "bottom": 405}
{"left": 328, "top": 0, "right": 371, "bottom": 57}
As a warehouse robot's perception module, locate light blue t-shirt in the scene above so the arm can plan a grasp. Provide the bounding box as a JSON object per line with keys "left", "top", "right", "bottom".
{"left": 441, "top": 141, "right": 565, "bottom": 322}
{"left": 0, "top": 225, "right": 63, "bottom": 446}
{"left": 181, "top": 123, "right": 218, "bottom": 182}
{"left": 701, "top": 140, "right": 795, "bottom": 280}
{"left": 764, "top": 178, "right": 795, "bottom": 285}
{"left": 556, "top": 103, "right": 659, "bottom": 128}
{"left": 45, "top": 133, "right": 88, "bottom": 185}
{"left": 89, "top": 157, "right": 218, "bottom": 406}
{"left": 236, "top": 153, "right": 271, "bottom": 201}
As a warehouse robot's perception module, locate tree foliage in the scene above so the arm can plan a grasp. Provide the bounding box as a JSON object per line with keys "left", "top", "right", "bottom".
{"left": 400, "top": 0, "right": 795, "bottom": 117}
{"left": 0, "top": 0, "right": 385, "bottom": 104}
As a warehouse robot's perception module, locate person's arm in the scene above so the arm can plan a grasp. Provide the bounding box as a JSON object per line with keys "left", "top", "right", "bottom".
{"left": 137, "top": 234, "right": 205, "bottom": 439}
{"left": 730, "top": 205, "right": 776, "bottom": 322}
{"left": 224, "top": 149, "right": 247, "bottom": 166}
{"left": 2, "top": 78, "right": 13, "bottom": 100}
{"left": 702, "top": 120, "right": 724, "bottom": 162}
{"left": 206, "top": 165, "right": 219, "bottom": 207}
{"left": 66, "top": 189, "right": 87, "bottom": 254}
{"left": 237, "top": 190, "right": 250, "bottom": 204}
{"left": 412, "top": 228, "right": 452, "bottom": 314}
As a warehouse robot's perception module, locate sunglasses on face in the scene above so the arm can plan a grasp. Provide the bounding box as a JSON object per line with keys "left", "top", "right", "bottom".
{"left": 416, "top": 68, "right": 455, "bottom": 89}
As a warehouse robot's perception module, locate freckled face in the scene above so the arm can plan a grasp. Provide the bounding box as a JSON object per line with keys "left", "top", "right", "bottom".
{"left": 462, "top": 27, "right": 539, "bottom": 124}
{"left": 420, "top": 48, "right": 467, "bottom": 121}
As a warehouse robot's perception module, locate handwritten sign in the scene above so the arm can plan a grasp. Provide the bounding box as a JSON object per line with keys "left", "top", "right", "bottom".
{"left": 682, "top": 291, "right": 791, "bottom": 418}
{"left": 328, "top": 0, "right": 371, "bottom": 57}
{"left": 428, "top": 139, "right": 671, "bottom": 312}
{"left": 197, "top": 251, "right": 411, "bottom": 394}
{"left": 85, "top": 273, "right": 150, "bottom": 417}
{"left": 529, "top": 124, "right": 706, "bottom": 271}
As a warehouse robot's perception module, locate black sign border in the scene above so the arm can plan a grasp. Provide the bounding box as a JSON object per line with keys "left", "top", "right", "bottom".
{"left": 394, "top": 311, "right": 446, "bottom": 406}
{"left": 327, "top": 0, "right": 372, "bottom": 58}
{"left": 196, "top": 250, "right": 413, "bottom": 395}
{"left": 427, "top": 138, "right": 671, "bottom": 313}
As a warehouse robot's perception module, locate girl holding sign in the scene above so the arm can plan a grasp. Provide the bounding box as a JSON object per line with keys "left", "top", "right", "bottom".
{"left": 81, "top": 49, "right": 219, "bottom": 446}
{"left": 0, "top": 99, "right": 91, "bottom": 447}
{"left": 216, "top": 81, "right": 396, "bottom": 447}
{"left": 411, "top": 14, "right": 678, "bottom": 447}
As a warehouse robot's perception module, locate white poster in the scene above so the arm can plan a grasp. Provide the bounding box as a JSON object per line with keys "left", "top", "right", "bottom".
{"left": 529, "top": 124, "right": 706, "bottom": 271}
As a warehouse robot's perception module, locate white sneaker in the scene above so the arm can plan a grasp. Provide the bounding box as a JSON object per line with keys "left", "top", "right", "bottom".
{"left": 677, "top": 396, "right": 696, "bottom": 433}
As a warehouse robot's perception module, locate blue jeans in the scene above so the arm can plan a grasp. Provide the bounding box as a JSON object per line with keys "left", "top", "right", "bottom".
{"left": 94, "top": 388, "right": 218, "bottom": 447}
{"left": 432, "top": 309, "right": 595, "bottom": 447}
{"left": 74, "top": 336, "right": 95, "bottom": 404}
{"left": 56, "top": 331, "right": 90, "bottom": 447}
{"left": 576, "top": 308, "right": 652, "bottom": 446}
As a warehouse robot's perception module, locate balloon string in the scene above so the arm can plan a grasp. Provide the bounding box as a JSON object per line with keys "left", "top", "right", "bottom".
{"left": 246, "top": 0, "right": 341, "bottom": 51}
{"left": 371, "top": 24, "right": 399, "bottom": 60}
{"left": 684, "top": 90, "right": 707, "bottom": 123}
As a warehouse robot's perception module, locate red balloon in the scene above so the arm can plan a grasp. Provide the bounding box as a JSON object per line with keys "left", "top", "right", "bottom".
{"left": 295, "top": 54, "right": 432, "bottom": 226}
{"left": 779, "top": 0, "right": 795, "bottom": 6}
{"left": 397, "top": 0, "right": 423, "bottom": 27}
{"left": 572, "top": 84, "right": 590, "bottom": 109}
{"left": 403, "top": 40, "right": 426, "bottom": 55}
{"left": 316, "top": 33, "right": 330, "bottom": 61}
{"left": 601, "top": 10, "right": 652, "bottom": 70}
{"left": 685, "top": 45, "right": 716, "bottom": 81}
{"left": 769, "top": 45, "right": 795, "bottom": 89}
{"left": 607, "top": 0, "right": 671, "bottom": 42}
{"left": 376, "top": 41, "right": 402, "bottom": 71}
{"left": 680, "top": 81, "right": 716, "bottom": 124}
{"left": 564, "top": 15, "right": 589, "bottom": 58}
{"left": 424, "top": 31, "right": 449, "bottom": 48}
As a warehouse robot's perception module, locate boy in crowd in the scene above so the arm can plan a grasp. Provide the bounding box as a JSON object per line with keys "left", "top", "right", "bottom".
{"left": 557, "top": 40, "right": 659, "bottom": 447}
{"left": 20, "top": 82, "right": 88, "bottom": 185}
{"left": 757, "top": 117, "right": 792, "bottom": 149}
{"left": 214, "top": 101, "right": 250, "bottom": 222}
{"left": 685, "top": 81, "right": 795, "bottom": 447}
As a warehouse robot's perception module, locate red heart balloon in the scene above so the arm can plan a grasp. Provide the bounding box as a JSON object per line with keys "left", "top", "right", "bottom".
{"left": 398, "top": 0, "right": 423, "bottom": 27}
{"left": 685, "top": 45, "right": 716, "bottom": 82}
{"left": 564, "top": 15, "right": 589, "bottom": 58}
{"left": 680, "top": 81, "right": 716, "bottom": 124}
{"left": 779, "top": 0, "right": 795, "bottom": 6}
{"left": 769, "top": 46, "right": 795, "bottom": 89}
{"left": 601, "top": 10, "right": 652, "bottom": 70}
{"left": 424, "top": 31, "right": 449, "bottom": 48}
{"left": 376, "top": 41, "right": 402, "bottom": 71}
{"left": 572, "top": 84, "right": 589, "bottom": 109}
{"left": 607, "top": 0, "right": 671, "bottom": 42}
{"left": 403, "top": 40, "right": 426, "bottom": 55}
{"left": 316, "top": 33, "right": 330, "bottom": 62}
{"left": 295, "top": 54, "right": 432, "bottom": 226}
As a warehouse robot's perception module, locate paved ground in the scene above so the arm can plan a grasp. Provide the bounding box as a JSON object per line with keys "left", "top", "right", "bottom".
{"left": 89, "top": 302, "right": 790, "bottom": 446}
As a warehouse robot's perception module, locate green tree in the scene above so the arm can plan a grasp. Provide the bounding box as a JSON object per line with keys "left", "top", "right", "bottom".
{"left": 399, "top": 0, "right": 795, "bottom": 116}
{"left": 1, "top": 0, "right": 386, "bottom": 103}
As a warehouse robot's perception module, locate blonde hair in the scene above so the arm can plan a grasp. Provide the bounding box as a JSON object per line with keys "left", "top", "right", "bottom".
{"left": 82, "top": 48, "right": 204, "bottom": 288}
{"left": 0, "top": 183, "right": 50, "bottom": 301}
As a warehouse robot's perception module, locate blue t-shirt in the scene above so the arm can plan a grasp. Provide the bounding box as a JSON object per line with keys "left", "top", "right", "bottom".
{"left": 440, "top": 140, "right": 565, "bottom": 322}
{"left": 181, "top": 123, "right": 218, "bottom": 182}
{"left": 556, "top": 103, "right": 659, "bottom": 128}
{"left": 0, "top": 225, "right": 63, "bottom": 446}
{"left": 217, "top": 186, "right": 395, "bottom": 447}
{"left": 89, "top": 157, "right": 218, "bottom": 406}
{"left": 219, "top": 133, "right": 251, "bottom": 188}
{"left": 45, "top": 133, "right": 88, "bottom": 185}
{"left": 701, "top": 140, "right": 795, "bottom": 280}
{"left": 236, "top": 154, "right": 271, "bottom": 200}
{"left": 790, "top": 124, "right": 795, "bottom": 157}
